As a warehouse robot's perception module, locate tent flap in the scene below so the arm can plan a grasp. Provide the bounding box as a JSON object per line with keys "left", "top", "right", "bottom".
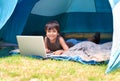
{"left": 0, "top": 0, "right": 39, "bottom": 43}
{"left": 106, "top": 0, "right": 120, "bottom": 74}
{"left": 0, "top": 0, "right": 18, "bottom": 30}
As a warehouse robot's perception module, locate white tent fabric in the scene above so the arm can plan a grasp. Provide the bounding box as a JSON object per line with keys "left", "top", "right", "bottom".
{"left": 106, "top": 0, "right": 120, "bottom": 73}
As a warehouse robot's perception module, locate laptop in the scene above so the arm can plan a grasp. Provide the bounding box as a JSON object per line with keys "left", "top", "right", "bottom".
{"left": 16, "top": 36, "right": 47, "bottom": 58}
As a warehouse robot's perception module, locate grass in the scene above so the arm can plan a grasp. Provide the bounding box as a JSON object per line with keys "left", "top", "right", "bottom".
{"left": 0, "top": 55, "right": 120, "bottom": 81}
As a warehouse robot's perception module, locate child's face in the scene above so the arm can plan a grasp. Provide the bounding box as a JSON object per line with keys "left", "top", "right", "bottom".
{"left": 46, "top": 28, "right": 59, "bottom": 41}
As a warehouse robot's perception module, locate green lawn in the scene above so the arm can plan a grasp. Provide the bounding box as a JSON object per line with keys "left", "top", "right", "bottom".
{"left": 0, "top": 55, "right": 120, "bottom": 81}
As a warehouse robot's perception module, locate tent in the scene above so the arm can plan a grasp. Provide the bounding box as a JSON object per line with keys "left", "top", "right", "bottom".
{"left": 105, "top": 0, "right": 120, "bottom": 73}
{"left": 0, "top": 0, "right": 119, "bottom": 73}
{"left": 0, "top": 0, "right": 112, "bottom": 43}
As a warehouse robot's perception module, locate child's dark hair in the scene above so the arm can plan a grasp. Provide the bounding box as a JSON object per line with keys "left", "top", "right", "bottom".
{"left": 45, "top": 20, "right": 60, "bottom": 33}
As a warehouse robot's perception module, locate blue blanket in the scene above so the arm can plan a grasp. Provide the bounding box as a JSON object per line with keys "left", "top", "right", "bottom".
{"left": 10, "top": 41, "right": 112, "bottom": 64}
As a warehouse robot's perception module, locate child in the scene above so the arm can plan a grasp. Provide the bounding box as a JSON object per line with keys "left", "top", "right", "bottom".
{"left": 44, "top": 20, "right": 69, "bottom": 55}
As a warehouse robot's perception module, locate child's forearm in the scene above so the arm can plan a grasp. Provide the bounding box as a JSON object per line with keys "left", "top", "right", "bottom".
{"left": 53, "top": 50, "right": 64, "bottom": 55}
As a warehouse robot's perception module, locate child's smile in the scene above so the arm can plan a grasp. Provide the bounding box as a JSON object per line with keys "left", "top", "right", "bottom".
{"left": 46, "top": 28, "right": 58, "bottom": 42}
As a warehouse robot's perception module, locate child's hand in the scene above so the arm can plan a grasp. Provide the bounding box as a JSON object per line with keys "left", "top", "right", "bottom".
{"left": 53, "top": 50, "right": 64, "bottom": 55}
{"left": 46, "top": 49, "right": 50, "bottom": 53}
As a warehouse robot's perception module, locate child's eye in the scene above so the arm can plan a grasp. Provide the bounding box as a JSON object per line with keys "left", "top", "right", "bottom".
{"left": 47, "top": 30, "right": 51, "bottom": 32}
{"left": 47, "top": 31, "right": 50, "bottom": 33}
{"left": 53, "top": 30, "right": 57, "bottom": 33}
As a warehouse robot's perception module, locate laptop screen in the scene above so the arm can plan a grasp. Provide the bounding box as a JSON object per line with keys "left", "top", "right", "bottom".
{"left": 16, "top": 36, "right": 47, "bottom": 58}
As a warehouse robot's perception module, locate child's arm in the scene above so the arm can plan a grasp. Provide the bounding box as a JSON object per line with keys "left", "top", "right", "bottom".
{"left": 53, "top": 50, "right": 64, "bottom": 55}
{"left": 44, "top": 37, "right": 50, "bottom": 53}
{"left": 59, "top": 36, "right": 69, "bottom": 51}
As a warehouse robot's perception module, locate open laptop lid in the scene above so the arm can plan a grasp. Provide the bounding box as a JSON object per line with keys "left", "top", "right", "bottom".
{"left": 16, "top": 36, "right": 47, "bottom": 58}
